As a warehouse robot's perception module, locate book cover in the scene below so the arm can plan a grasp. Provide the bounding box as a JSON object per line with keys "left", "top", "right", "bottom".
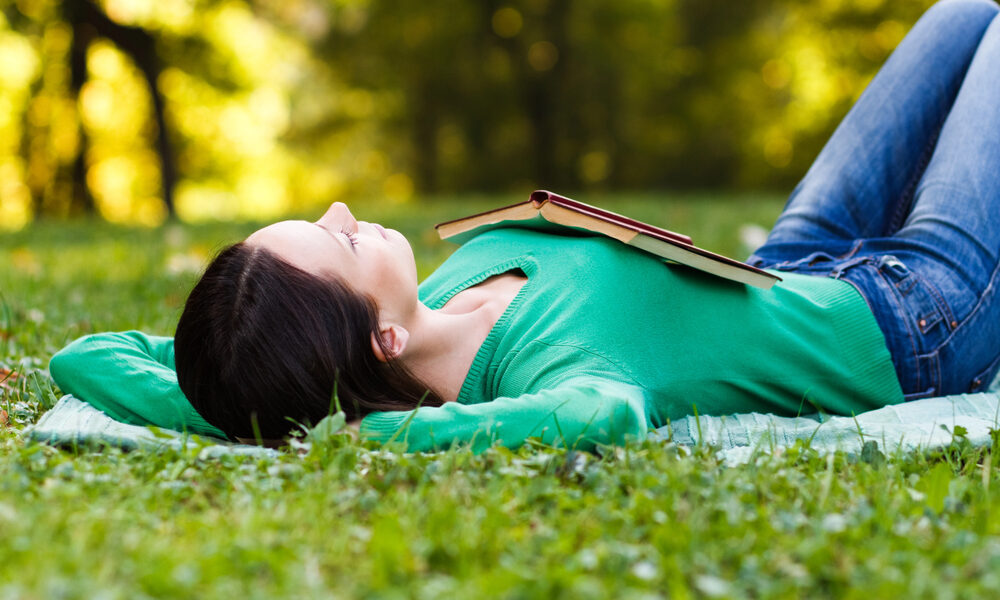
{"left": 435, "top": 190, "right": 780, "bottom": 289}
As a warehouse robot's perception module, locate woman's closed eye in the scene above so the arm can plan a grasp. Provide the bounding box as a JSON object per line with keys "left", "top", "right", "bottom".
{"left": 341, "top": 228, "right": 359, "bottom": 248}
{"left": 312, "top": 222, "right": 357, "bottom": 253}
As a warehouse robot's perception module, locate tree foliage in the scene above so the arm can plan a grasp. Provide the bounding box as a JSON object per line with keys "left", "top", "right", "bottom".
{"left": 0, "top": 0, "right": 939, "bottom": 226}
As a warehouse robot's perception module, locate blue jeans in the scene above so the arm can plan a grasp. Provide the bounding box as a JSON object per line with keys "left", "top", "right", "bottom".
{"left": 748, "top": 0, "right": 1000, "bottom": 400}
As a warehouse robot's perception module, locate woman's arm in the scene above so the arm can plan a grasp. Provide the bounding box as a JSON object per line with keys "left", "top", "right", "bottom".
{"left": 49, "top": 333, "right": 648, "bottom": 450}
{"left": 49, "top": 331, "right": 226, "bottom": 439}
{"left": 359, "top": 376, "right": 649, "bottom": 453}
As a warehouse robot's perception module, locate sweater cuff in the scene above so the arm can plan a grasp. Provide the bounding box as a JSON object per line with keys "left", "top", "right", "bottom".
{"left": 183, "top": 409, "right": 229, "bottom": 440}
{"left": 359, "top": 410, "right": 415, "bottom": 443}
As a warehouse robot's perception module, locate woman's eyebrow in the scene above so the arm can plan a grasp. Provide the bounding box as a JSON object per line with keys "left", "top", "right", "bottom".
{"left": 314, "top": 223, "right": 356, "bottom": 254}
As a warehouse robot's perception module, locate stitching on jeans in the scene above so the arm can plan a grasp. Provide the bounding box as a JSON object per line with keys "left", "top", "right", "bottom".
{"left": 838, "top": 239, "right": 864, "bottom": 260}
{"left": 934, "top": 258, "right": 1000, "bottom": 349}
{"left": 874, "top": 266, "right": 922, "bottom": 392}
{"left": 971, "top": 351, "right": 1000, "bottom": 393}
{"left": 888, "top": 121, "right": 942, "bottom": 234}
{"left": 919, "top": 274, "right": 958, "bottom": 330}
{"left": 933, "top": 351, "right": 941, "bottom": 395}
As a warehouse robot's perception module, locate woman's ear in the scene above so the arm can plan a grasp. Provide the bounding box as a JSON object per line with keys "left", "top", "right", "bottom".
{"left": 370, "top": 324, "right": 410, "bottom": 362}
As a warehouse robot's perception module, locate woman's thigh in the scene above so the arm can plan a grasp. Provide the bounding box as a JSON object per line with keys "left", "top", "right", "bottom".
{"left": 878, "top": 12, "right": 1000, "bottom": 397}
{"left": 750, "top": 1, "right": 1000, "bottom": 398}
{"left": 895, "top": 12, "right": 1000, "bottom": 310}
{"left": 751, "top": 0, "right": 999, "bottom": 262}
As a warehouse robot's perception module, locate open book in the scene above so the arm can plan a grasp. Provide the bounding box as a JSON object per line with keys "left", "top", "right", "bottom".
{"left": 435, "top": 190, "right": 780, "bottom": 289}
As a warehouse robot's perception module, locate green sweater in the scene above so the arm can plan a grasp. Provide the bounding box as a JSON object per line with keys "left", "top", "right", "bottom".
{"left": 49, "top": 227, "right": 903, "bottom": 451}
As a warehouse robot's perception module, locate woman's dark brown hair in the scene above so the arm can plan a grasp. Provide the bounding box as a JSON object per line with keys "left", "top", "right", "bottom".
{"left": 174, "top": 242, "right": 443, "bottom": 440}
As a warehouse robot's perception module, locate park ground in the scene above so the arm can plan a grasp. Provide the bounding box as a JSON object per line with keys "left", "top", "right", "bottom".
{"left": 3, "top": 194, "right": 1000, "bottom": 598}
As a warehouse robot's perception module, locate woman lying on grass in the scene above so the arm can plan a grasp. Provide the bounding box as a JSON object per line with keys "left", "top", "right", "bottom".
{"left": 51, "top": 0, "right": 1000, "bottom": 452}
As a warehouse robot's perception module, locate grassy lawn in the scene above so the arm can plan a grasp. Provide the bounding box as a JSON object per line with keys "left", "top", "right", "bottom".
{"left": 3, "top": 193, "right": 1000, "bottom": 598}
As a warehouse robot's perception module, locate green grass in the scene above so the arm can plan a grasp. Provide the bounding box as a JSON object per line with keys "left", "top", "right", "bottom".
{"left": 4, "top": 193, "right": 1000, "bottom": 598}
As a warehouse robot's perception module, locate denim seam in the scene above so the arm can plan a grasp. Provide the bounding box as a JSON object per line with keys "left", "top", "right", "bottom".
{"left": 841, "top": 263, "right": 923, "bottom": 393}
{"left": 831, "top": 255, "right": 870, "bottom": 280}
{"left": 919, "top": 274, "right": 958, "bottom": 331}
{"left": 971, "top": 351, "right": 1000, "bottom": 393}
{"left": 932, "top": 351, "right": 940, "bottom": 395}
{"left": 839, "top": 239, "right": 864, "bottom": 260}
{"left": 888, "top": 116, "right": 942, "bottom": 234}
{"left": 934, "top": 257, "right": 1000, "bottom": 350}
{"left": 873, "top": 266, "right": 923, "bottom": 392}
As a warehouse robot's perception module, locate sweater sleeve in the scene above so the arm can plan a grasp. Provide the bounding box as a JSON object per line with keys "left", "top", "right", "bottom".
{"left": 359, "top": 376, "right": 649, "bottom": 453}
{"left": 48, "top": 331, "right": 226, "bottom": 439}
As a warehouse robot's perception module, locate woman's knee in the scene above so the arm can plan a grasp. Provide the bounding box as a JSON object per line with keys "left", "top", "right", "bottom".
{"left": 924, "top": 0, "right": 999, "bottom": 25}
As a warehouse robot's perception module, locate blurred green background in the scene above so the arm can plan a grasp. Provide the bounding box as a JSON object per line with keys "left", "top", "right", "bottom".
{"left": 0, "top": 0, "right": 935, "bottom": 229}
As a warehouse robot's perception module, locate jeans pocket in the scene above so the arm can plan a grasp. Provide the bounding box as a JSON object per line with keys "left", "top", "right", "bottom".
{"left": 969, "top": 351, "right": 1000, "bottom": 394}
{"left": 876, "top": 255, "right": 954, "bottom": 346}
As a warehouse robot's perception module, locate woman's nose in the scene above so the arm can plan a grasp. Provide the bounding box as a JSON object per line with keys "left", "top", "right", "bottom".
{"left": 317, "top": 202, "right": 358, "bottom": 233}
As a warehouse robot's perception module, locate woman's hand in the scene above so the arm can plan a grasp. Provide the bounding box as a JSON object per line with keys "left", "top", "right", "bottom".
{"left": 345, "top": 419, "right": 362, "bottom": 439}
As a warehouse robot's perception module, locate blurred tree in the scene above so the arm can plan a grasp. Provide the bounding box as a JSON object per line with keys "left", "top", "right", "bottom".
{"left": 0, "top": 0, "right": 947, "bottom": 228}
{"left": 64, "top": 0, "right": 174, "bottom": 215}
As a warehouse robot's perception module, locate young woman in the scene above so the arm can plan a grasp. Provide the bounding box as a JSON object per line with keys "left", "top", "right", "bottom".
{"left": 50, "top": 0, "right": 1000, "bottom": 452}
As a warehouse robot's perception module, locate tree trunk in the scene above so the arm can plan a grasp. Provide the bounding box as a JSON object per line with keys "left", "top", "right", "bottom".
{"left": 67, "top": 3, "right": 96, "bottom": 216}
{"left": 67, "top": 0, "right": 177, "bottom": 217}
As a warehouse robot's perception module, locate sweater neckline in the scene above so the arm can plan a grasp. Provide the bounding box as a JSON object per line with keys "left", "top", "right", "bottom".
{"left": 429, "top": 257, "right": 534, "bottom": 405}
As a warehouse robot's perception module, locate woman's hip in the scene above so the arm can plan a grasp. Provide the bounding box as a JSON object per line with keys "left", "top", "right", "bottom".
{"left": 752, "top": 244, "right": 1000, "bottom": 399}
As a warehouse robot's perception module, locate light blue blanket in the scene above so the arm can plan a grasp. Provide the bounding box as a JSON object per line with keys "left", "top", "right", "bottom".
{"left": 658, "top": 392, "right": 1000, "bottom": 464}
{"left": 26, "top": 396, "right": 278, "bottom": 458}
{"left": 27, "top": 390, "right": 1000, "bottom": 463}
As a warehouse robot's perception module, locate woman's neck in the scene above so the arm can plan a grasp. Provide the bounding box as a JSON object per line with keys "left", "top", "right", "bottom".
{"left": 399, "top": 273, "right": 527, "bottom": 403}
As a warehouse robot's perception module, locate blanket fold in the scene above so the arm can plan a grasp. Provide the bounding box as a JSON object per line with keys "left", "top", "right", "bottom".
{"left": 658, "top": 392, "right": 1000, "bottom": 463}
{"left": 26, "top": 392, "right": 1000, "bottom": 464}
{"left": 26, "top": 396, "right": 277, "bottom": 458}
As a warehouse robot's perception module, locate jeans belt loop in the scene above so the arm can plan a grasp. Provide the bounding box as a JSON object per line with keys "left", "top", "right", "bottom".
{"left": 831, "top": 256, "right": 868, "bottom": 280}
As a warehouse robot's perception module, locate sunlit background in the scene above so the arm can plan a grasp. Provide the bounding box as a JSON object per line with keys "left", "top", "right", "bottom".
{"left": 0, "top": 0, "right": 935, "bottom": 230}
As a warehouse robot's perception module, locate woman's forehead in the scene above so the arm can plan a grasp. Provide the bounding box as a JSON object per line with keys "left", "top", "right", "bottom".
{"left": 245, "top": 220, "right": 311, "bottom": 245}
{"left": 245, "top": 220, "right": 348, "bottom": 277}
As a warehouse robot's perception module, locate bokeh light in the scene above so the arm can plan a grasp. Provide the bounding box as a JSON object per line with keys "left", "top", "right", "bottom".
{"left": 0, "top": 0, "right": 937, "bottom": 229}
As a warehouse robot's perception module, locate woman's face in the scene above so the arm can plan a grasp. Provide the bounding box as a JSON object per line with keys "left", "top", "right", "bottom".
{"left": 246, "top": 202, "right": 419, "bottom": 323}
